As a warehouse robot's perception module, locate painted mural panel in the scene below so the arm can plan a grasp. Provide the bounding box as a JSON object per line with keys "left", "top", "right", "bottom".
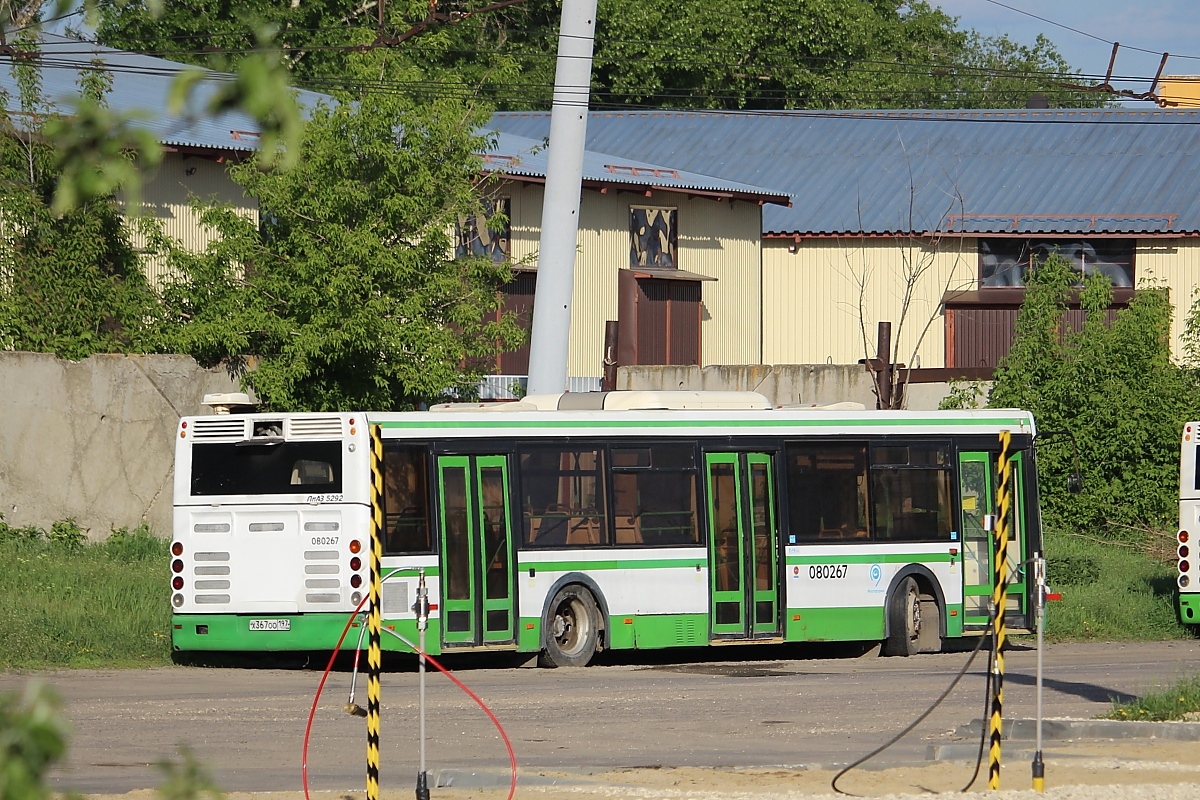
{"left": 456, "top": 197, "right": 511, "bottom": 262}
{"left": 630, "top": 207, "right": 678, "bottom": 268}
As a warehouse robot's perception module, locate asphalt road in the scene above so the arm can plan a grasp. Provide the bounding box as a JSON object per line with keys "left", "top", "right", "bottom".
{"left": 4, "top": 640, "right": 1200, "bottom": 794}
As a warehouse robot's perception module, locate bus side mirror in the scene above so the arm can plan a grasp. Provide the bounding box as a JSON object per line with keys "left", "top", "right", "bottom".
{"left": 1067, "top": 472, "right": 1083, "bottom": 494}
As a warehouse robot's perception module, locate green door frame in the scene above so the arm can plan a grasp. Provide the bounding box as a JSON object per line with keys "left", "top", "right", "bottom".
{"left": 436, "top": 454, "right": 516, "bottom": 647}
{"left": 704, "top": 452, "right": 780, "bottom": 639}
{"left": 959, "top": 450, "right": 1026, "bottom": 630}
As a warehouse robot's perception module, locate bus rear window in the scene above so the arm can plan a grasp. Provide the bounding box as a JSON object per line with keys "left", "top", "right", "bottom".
{"left": 190, "top": 441, "right": 343, "bottom": 496}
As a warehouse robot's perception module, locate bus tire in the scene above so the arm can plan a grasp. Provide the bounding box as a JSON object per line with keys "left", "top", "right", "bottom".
{"left": 883, "top": 577, "right": 922, "bottom": 657}
{"left": 539, "top": 585, "right": 600, "bottom": 668}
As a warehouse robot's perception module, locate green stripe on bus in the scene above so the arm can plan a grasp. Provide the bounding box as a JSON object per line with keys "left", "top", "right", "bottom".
{"left": 518, "top": 558, "right": 702, "bottom": 571}
{"left": 785, "top": 553, "right": 952, "bottom": 565}
{"left": 375, "top": 417, "right": 1029, "bottom": 431}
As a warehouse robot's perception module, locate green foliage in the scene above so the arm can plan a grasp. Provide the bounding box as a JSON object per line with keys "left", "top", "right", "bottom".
{"left": 157, "top": 93, "right": 524, "bottom": 411}
{"left": 1107, "top": 674, "right": 1200, "bottom": 721}
{"left": 0, "top": 530, "right": 170, "bottom": 669}
{"left": 1043, "top": 530, "right": 1186, "bottom": 642}
{"left": 95, "top": 0, "right": 1102, "bottom": 111}
{"left": 990, "top": 254, "right": 1200, "bottom": 537}
{"left": 938, "top": 380, "right": 985, "bottom": 410}
{"left": 157, "top": 747, "right": 222, "bottom": 800}
{"left": 0, "top": 683, "right": 68, "bottom": 800}
{"left": 0, "top": 49, "right": 164, "bottom": 359}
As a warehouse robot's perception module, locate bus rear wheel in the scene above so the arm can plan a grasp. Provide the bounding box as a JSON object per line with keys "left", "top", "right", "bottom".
{"left": 883, "top": 577, "right": 922, "bottom": 657}
{"left": 539, "top": 586, "right": 600, "bottom": 667}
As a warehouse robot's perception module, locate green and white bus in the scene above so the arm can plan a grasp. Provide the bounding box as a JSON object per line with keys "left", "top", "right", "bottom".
{"left": 1179, "top": 422, "right": 1200, "bottom": 622}
{"left": 170, "top": 391, "right": 1040, "bottom": 665}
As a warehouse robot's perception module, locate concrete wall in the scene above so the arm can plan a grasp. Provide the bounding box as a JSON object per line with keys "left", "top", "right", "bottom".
{"left": 617, "top": 363, "right": 961, "bottom": 410}
{"left": 0, "top": 352, "right": 242, "bottom": 537}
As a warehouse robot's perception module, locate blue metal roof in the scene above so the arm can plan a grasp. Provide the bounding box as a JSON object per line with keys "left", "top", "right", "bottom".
{"left": 2, "top": 34, "right": 332, "bottom": 153}
{"left": 489, "top": 109, "right": 1200, "bottom": 236}
{"left": 485, "top": 131, "right": 789, "bottom": 202}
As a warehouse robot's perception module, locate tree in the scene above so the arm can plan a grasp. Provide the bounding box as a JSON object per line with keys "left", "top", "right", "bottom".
{"left": 155, "top": 93, "right": 523, "bottom": 411}
{"left": 95, "top": 0, "right": 1102, "bottom": 111}
{"left": 0, "top": 51, "right": 163, "bottom": 358}
{"left": 989, "top": 255, "right": 1199, "bottom": 539}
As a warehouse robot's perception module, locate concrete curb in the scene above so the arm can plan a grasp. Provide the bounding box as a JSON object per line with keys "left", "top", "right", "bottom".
{"left": 434, "top": 768, "right": 600, "bottom": 790}
{"left": 955, "top": 718, "right": 1200, "bottom": 742}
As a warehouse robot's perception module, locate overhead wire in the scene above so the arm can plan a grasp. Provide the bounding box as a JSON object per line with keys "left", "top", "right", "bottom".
{"left": 980, "top": 0, "right": 1200, "bottom": 61}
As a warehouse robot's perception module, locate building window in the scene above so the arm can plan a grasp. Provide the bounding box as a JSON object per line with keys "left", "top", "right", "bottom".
{"left": 630, "top": 207, "right": 678, "bottom": 268}
{"left": 456, "top": 197, "right": 511, "bottom": 262}
{"left": 980, "top": 239, "right": 1134, "bottom": 288}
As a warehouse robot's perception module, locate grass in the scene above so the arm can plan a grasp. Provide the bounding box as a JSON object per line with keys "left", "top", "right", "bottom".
{"left": 0, "top": 526, "right": 171, "bottom": 669}
{"left": 1042, "top": 528, "right": 1190, "bottom": 642}
{"left": 1107, "top": 674, "right": 1200, "bottom": 721}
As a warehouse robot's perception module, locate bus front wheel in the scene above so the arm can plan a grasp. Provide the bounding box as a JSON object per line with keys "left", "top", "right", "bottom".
{"left": 540, "top": 586, "right": 600, "bottom": 667}
{"left": 883, "top": 577, "right": 922, "bottom": 657}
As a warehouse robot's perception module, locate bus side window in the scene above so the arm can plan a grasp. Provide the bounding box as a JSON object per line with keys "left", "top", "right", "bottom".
{"left": 520, "top": 447, "right": 609, "bottom": 548}
{"left": 785, "top": 443, "right": 869, "bottom": 541}
{"left": 612, "top": 445, "right": 699, "bottom": 546}
{"left": 382, "top": 444, "right": 433, "bottom": 553}
{"left": 870, "top": 443, "right": 952, "bottom": 542}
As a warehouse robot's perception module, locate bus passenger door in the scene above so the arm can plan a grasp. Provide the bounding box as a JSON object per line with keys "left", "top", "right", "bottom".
{"left": 958, "top": 452, "right": 993, "bottom": 631}
{"left": 959, "top": 451, "right": 1026, "bottom": 632}
{"left": 704, "top": 452, "right": 780, "bottom": 639}
{"left": 436, "top": 455, "right": 516, "bottom": 647}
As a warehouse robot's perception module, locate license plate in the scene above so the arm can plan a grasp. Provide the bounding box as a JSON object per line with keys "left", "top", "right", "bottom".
{"left": 249, "top": 618, "right": 291, "bottom": 632}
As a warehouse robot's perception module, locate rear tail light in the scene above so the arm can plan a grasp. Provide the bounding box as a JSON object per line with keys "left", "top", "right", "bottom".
{"left": 172, "top": 559, "right": 184, "bottom": 574}
{"left": 350, "top": 574, "right": 363, "bottom": 588}
{"left": 173, "top": 576, "right": 184, "bottom": 590}
{"left": 1181, "top": 545, "right": 1191, "bottom": 560}
{"left": 350, "top": 556, "right": 361, "bottom": 571}
{"left": 1181, "top": 560, "right": 1191, "bottom": 573}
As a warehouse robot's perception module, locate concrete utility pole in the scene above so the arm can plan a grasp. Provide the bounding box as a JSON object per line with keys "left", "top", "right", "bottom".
{"left": 524, "top": 0, "right": 597, "bottom": 396}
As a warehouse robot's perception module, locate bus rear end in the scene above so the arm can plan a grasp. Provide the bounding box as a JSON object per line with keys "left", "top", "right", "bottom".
{"left": 1180, "top": 422, "right": 1200, "bottom": 623}
{"left": 171, "top": 412, "right": 370, "bottom": 651}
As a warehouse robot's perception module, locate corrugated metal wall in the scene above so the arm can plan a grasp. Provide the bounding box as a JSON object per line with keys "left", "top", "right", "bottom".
{"left": 126, "top": 153, "right": 258, "bottom": 285}
{"left": 1134, "top": 238, "right": 1200, "bottom": 362}
{"left": 507, "top": 181, "right": 762, "bottom": 378}
{"left": 762, "top": 237, "right": 976, "bottom": 368}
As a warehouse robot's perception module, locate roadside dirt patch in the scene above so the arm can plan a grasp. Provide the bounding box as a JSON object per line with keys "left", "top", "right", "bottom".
{"left": 79, "top": 742, "right": 1200, "bottom": 800}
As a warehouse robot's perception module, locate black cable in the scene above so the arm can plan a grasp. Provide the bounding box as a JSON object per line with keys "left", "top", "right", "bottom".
{"left": 960, "top": 622, "right": 996, "bottom": 792}
{"left": 830, "top": 622, "right": 992, "bottom": 796}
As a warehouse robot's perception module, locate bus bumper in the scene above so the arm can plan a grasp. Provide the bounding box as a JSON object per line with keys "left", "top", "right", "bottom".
{"left": 171, "top": 614, "right": 439, "bottom": 653}
{"left": 1181, "top": 594, "right": 1200, "bottom": 624}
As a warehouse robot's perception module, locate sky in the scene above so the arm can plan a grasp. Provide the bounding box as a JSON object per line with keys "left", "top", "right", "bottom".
{"left": 936, "top": 0, "right": 1200, "bottom": 104}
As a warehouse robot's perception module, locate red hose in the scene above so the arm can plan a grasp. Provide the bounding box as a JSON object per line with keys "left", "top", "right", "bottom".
{"left": 302, "top": 603, "right": 519, "bottom": 800}
{"left": 302, "top": 593, "right": 370, "bottom": 800}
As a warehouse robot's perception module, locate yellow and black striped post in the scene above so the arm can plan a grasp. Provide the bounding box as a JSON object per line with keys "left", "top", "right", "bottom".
{"left": 366, "top": 424, "right": 384, "bottom": 800}
{"left": 988, "top": 429, "right": 1013, "bottom": 790}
